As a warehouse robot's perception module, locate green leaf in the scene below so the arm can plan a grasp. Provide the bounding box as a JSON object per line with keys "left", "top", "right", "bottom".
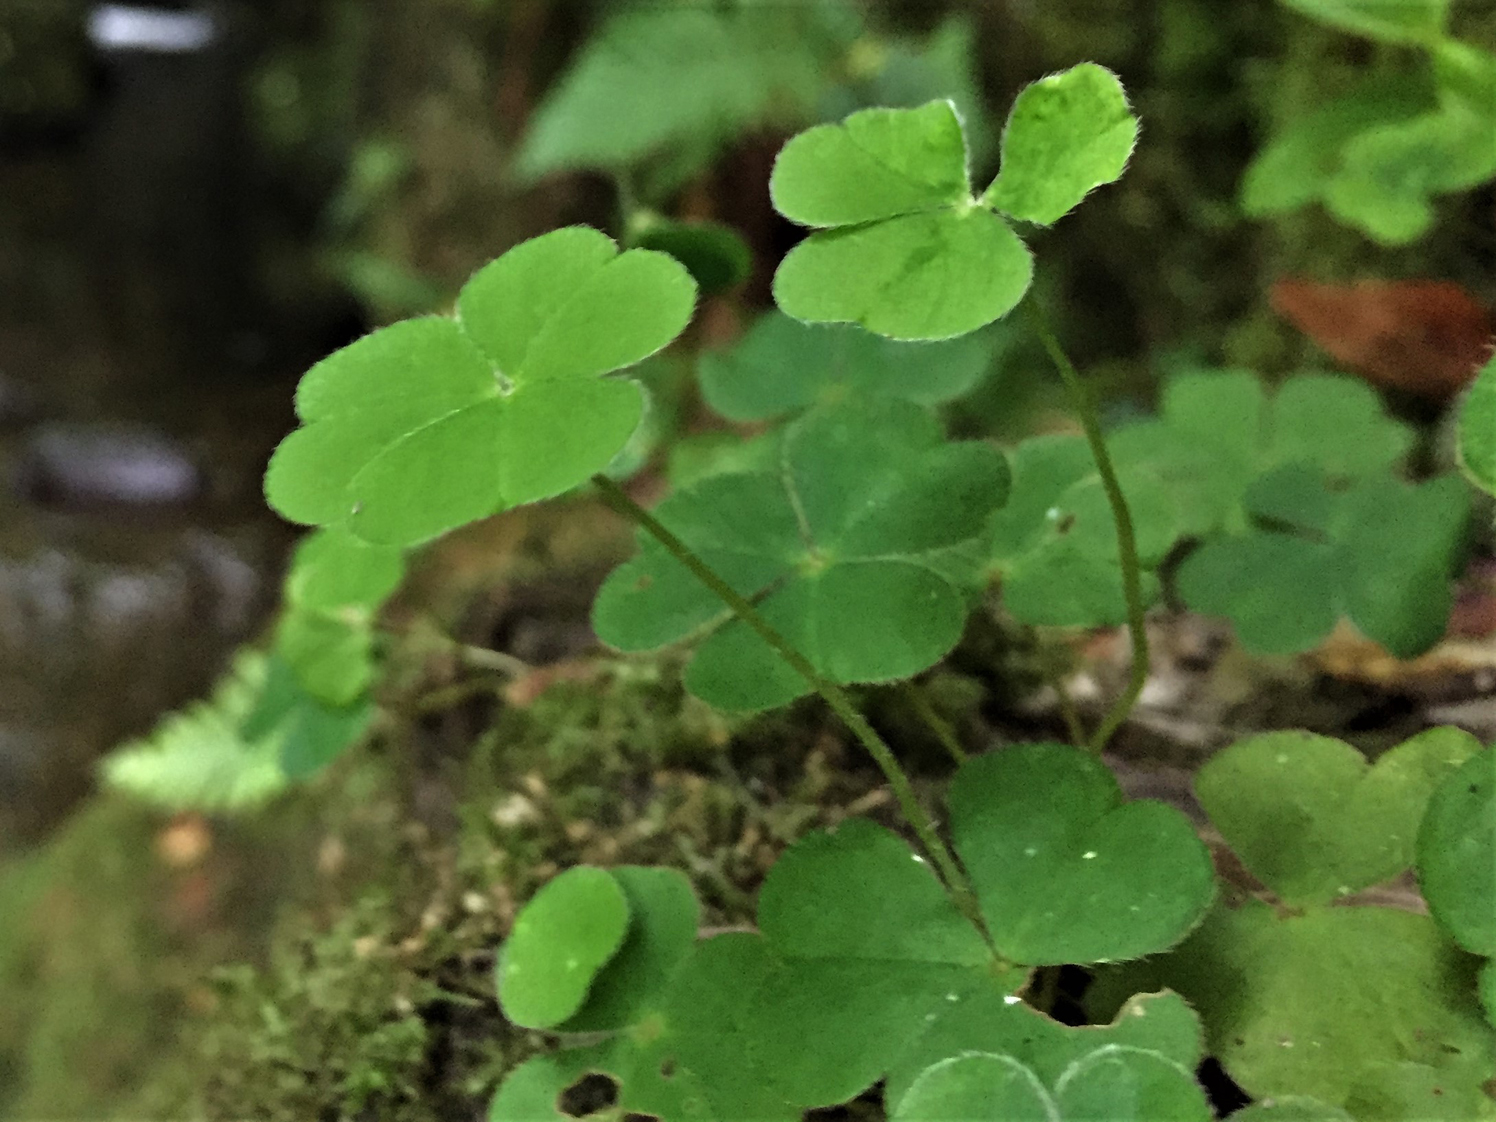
{"left": 276, "top": 693, "right": 372, "bottom": 780}
{"left": 1228, "top": 1098, "right": 1356, "bottom": 1122}
{"left": 1097, "top": 900, "right": 1496, "bottom": 1113}
{"left": 514, "top": 4, "right": 851, "bottom": 180}
{"left": 100, "top": 651, "right": 290, "bottom": 812}
{"left": 773, "top": 207, "right": 1034, "bottom": 341}
{"left": 1458, "top": 355, "right": 1496, "bottom": 496}
{"left": 990, "top": 434, "right": 1179, "bottom": 628}
{"left": 1196, "top": 728, "right": 1483, "bottom": 906}
{"left": 593, "top": 399, "right": 1009, "bottom": 711}
{"left": 558, "top": 867, "right": 700, "bottom": 1033}
{"left": 497, "top": 866, "right": 630, "bottom": 1030}
{"left": 770, "top": 99, "right": 970, "bottom": 227}
{"left": 950, "top": 744, "right": 1216, "bottom": 965}
{"left": 1178, "top": 474, "right": 1468, "bottom": 658}
{"left": 1053, "top": 1045, "right": 1211, "bottom": 1121}
{"left": 1278, "top": 0, "right": 1450, "bottom": 45}
{"left": 983, "top": 63, "right": 1138, "bottom": 225}
{"left": 1182, "top": 532, "right": 1339, "bottom": 654}
{"left": 275, "top": 609, "right": 374, "bottom": 708}
{"left": 753, "top": 818, "right": 1014, "bottom": 1106}
{"left": 1241, "top": 78, "right": 1433, "bottom": 217}
{"left": 285, "top": 527, "right": 405, "bottom": 612}
{"left": 697, "top": 311, "right": 997, "bottom": 422}
{"left": 1417, "top": 746, "right": 1496, "bottom": 956}
{"left": 1266, "top": 374, "right": 1414, "bottom": 480}
{"left": 266, "top": 227, "right": 695, "bottom": 546}
{"left": 632, "top": 218, "right": 751, "bottom": 296}
{"left": 891, "top": 1053, "right": 1055, "bottom": 1122}
{"left": 1325, "top": 102, "right": 1496, "bottom": 244}
{"left": 884, "top": 988, "right": 1205, "bottom": 1113}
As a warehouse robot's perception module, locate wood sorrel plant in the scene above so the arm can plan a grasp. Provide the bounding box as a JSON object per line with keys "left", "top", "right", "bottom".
{"left": 253, "top": 62, "right": 1495, "bottom": 1121}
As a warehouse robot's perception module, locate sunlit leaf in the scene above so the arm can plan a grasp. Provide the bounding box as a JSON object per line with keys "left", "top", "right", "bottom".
{"left": 497, "top": 866, "right": 630, "bottom": 1030}
{"left": 266, "top": 227, "right": 695, "bottom": 546}
{"left": 983, "top": 63, "right": 1138, "bottom": 226}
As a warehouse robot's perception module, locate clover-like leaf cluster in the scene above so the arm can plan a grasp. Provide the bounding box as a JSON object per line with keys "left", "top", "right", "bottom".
{"left": 491, "top": 743, "right": 1216, "bottom": 1121}
{"left": 1088, "top": 727, "right": 1496, "bottom": 1118}
{"left": 1107, "top": 369, "right": 1468, "bottom": 656}
{"left": 593, "top": 399, "right": 1009, "bottom": 711}
{"left": 1242, "top": 1, "right": 1496, "bottom": 243}
{"left": 770, "top": 64, "right": 1136, "bottom": 340}
{"left": 987, "top": 434, "right": 1179, "bottom": 628}
{"left": 266, "top": 226, "right": 696, "bottom": 547}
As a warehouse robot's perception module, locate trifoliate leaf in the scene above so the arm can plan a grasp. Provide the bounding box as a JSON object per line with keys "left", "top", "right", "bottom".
{"left": 666, "top": 429, "right": 781, "bottom": 489}
{"left": 1053, "top": 1045, "right": 1211, "bottom": 1122}
{"left": 983, "top": 63, "right": 1138, "bottom": 226}
{"left": 1279, "top": 0, "right": 1450, "bottom": 45}
{"left": 1458, "top": 355, "right": 1496, "bottom": 496}
{"left": 989, "top": 434, "right": 1179, "bottom": 628}
{"left": 1240, "top": 77, "right": 1433, "bottom": 217}
{"left": 697, "top": 311, "right": 997, "bottom": 422}
{"left": 1196, "top": 728, "right": 1483, "bottom": 906}
{"left": 891, "top": 1053, "right": 1055, "bottom": 1122}
{"left": 1325, "top": 101, "right": 1496, "bottom": 245}
{"left": 1110, "top": 370, "right": 1414, "bottom": 539}
{"left": 266, "top": 227, "right": 695, "bottom": 546}
{"left": 1178, "top": 472, "right": 1468, "bottom": 658}
{"left": 497, "top": 866, "right": 630, "bottom": 1030}
{"left": 769, "top": 67, "right": 1135, "bottom": 340}
{"left": 950, "top": 744, "right": 1216, "bottom": 965}
{"left": 1416, "top": 746, "right": 1496, "bottom": 956}
{"left": 593, "top": 399, "right": 1009, "bottom": 711}
{"left": 1093, "top": 900, "right": 1496, "bottom": 1113}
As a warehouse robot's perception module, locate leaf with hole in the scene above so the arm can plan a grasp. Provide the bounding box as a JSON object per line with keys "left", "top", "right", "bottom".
{"left": 265, "top": 227, "right": 695, "bottom": 546}
{"left": 1416, "top": 745, "right": 1496, "bottom": 956}
{"left": 1196, "top": 728, "right": 1482, "bottom": 907}
{"left": 697, "top": 311, "right": 998, "bottom": 422}
{"left": 592, "top": 399, "right": 1009, "bottom": 711}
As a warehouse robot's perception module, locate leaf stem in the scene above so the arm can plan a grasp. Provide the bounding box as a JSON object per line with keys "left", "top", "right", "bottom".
{"left": 590, "top": 474, "right": 992, "bottom": 943}
{"left": 1025, "top": 305, "right": 1149, "bottom": 753}
{"left": 901, "top": 680, "right": 967, "bottom": 765}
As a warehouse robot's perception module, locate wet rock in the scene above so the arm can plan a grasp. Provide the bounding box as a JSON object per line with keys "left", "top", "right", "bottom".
{"left": 14, "top": 423, "right": 202, "bottom": 509}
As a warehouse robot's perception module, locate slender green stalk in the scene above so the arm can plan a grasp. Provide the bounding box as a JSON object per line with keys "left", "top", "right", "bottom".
{"left": 591, "top": 474, "right": 993, "bottom": 945}
{"left": 1025, "top": 306, "right": 1150, "bottom": 753}
{"left": 901, "top": 681, "right": 967, "bottom": 765}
